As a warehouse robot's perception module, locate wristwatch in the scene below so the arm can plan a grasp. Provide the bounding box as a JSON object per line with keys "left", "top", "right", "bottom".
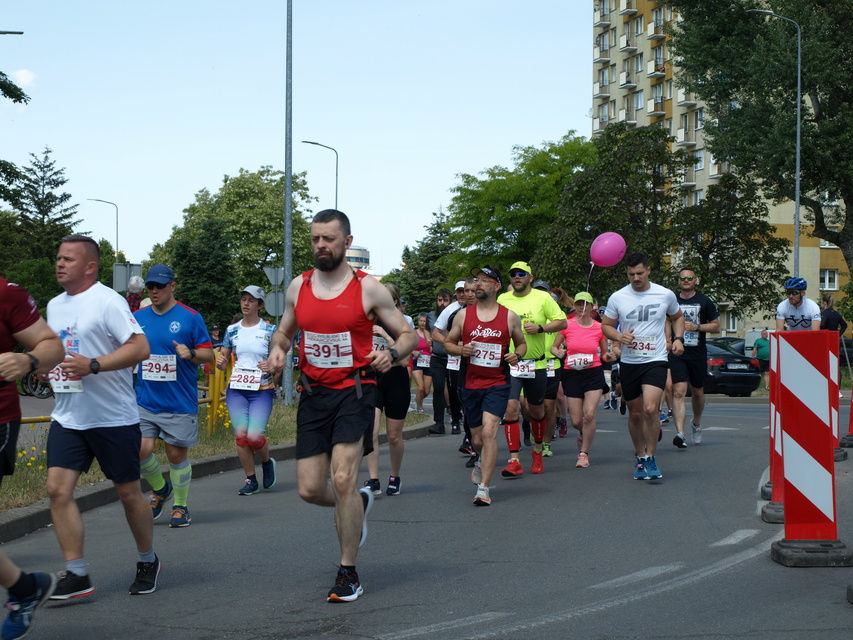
{"left": 673, "top": 336, "right": 685, "bottom": 343}
{"left": 537, "top": 325, "right": 544, "bottom": 334}
{"left": 188, "top": 348, "right": 196, "bottom": 360}
{"left": 27, "top": 353, "right": 39, "bottom": 373}
{"left": 90, "top": 358, "right": 101, "bottom": 374}
{"left": 388, "top": 348, "right": 400, "bottom": 363}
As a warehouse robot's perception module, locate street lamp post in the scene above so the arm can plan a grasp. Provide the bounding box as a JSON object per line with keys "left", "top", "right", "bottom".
{"left": 748, "top": 9, "right": 802, "bottom": 277}
{"left": 87, "top": 198, "right": 119, "bottom": 259}
{"left": 301, "top": 140, "right": 339, "bottom": 209}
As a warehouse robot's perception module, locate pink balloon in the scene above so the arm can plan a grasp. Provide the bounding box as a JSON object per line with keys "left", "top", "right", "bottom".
{"left": 590, "top": 232, "right": 627, "bottom": 267}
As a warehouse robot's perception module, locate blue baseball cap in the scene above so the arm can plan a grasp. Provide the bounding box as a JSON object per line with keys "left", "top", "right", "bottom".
{"left": 145, "top": 264, "right": 175, "bottom": 285}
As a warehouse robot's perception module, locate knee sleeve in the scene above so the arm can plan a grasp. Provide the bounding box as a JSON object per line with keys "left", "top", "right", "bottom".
{"left": 248, "top": 435, "right": 267, "bottom": 451}
{"left": 235, "top": 433, "right": 250, "bottom": 448}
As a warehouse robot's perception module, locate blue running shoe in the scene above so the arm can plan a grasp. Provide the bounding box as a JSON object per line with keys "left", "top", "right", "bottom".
{"left": 646, "top": 456, "right": 662, "bottom": 479}
{"left": 169, "top": 505, "right": 191, "bottom": 528}
{"left": 2, "top": 572, "right": 56, "bottom": 640}
{"left": 148, "top": 481, "right": 173, "bottom": 520}
{"left": 262, "top": 458, "right": 277, "bottom": 489}
{"left": 238, "top": 478, "right": 259, "bottom": 495}
{"left": 633, "top": 457, "right": 649, "bottom": 480}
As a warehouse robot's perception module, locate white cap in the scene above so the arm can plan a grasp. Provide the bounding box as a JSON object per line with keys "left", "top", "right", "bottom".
{"left": 455, "top": 280, "right": 466, "bottom": 290}
{"left": 239, "top": 285, "right": 266, "bottom": 301}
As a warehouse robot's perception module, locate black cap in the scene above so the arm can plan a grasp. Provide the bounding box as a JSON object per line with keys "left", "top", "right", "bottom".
{"left": 470, "top": 265, "right": 503, "bottom": 286}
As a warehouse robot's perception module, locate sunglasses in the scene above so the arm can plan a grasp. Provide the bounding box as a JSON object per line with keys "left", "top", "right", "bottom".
{"left": 679, "top": 276, "right": 695, "bottom": 281}
{"left": 509, "top": 271, "right": 528, "bottom": 278}
{"left": 146, "top": 282, "right": 170, "bottom": 290}
{"left": 786, "top": 290, "right": 802, "bottom": 295}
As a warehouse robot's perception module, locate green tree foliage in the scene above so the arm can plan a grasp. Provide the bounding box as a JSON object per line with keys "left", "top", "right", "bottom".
{"left": 10, "top": 147, "right": 80, "bottom": 261}
{"left": 535, "top": 124, "right": 695, "bottom": 298}
{"left": 6, "top": 259, "right": 61, "bottom": 310}
{"left": 395, "top": 211, "right": 458, "bottom": 316}
{"left": 148, "top": 166, "right": 314, "bottom": 299}
{"left": 446, "top": 133, "right": 597, "bottom": 270}
{"left": 0, "top": 71, "right": 27, "bottom": 207}
{"left": 0, "top": 209, "right": 26, "bottom": 277}
{"left": 667, "top": 0, "right": 853, "bottom": 272}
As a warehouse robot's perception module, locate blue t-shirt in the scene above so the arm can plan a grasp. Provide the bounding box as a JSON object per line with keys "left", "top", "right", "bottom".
{"left": 135, "top": 302, "right": 212, "bottom": 414}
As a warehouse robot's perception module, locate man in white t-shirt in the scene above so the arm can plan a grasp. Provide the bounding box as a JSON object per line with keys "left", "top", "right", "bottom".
{"left": 44, "top": 235, "right": 157, "bottom": 600}
{"left": 602, "top": 252, "right": 684, "bottom": 481}
{"left": 775, "top": 277, "right": 821, "bottom": 332}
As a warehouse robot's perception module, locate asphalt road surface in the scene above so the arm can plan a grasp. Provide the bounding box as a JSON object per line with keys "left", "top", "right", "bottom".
{"left": 4, "top": 400, "right": 853, "bottom": 639}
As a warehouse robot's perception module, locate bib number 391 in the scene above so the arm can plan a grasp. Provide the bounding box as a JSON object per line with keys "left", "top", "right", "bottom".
{"left": 304, "top": 331, "right": 353, "bottom": 368}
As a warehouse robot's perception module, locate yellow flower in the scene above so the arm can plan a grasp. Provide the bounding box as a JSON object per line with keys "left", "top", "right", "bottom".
{"left": 26, "top": 462, "right": 31, "bottom": 467}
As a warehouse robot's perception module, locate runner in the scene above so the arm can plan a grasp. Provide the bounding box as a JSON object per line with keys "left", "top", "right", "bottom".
{"left": 444, "top": 265, "right": 526, "bottom": 506}
{"left": 216, "top": 286, "right": 277, "bottom": 495}
{"left": 267, "top": 209, "right": 416, "bottom": 603}
{"left": 601, "top": 252, "right": 684, "bottom": 481}
{"left": 776, "top": 277, "right": 820, "bottom": 331}
{"left": 411, "top": 312, "right": 432, "bottom": 414}
{"left": 135, "top": 264, "right": 214, "bottom": 527}
{"left": 429, "top": 280, "right": 467, "bottom": 435}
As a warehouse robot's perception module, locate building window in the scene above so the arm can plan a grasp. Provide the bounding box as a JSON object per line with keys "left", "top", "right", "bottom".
{"left": 694, "top": 150, "right": 704, "bottom": 171}
{"left": 691, "top": 189, "right": 704, "bottom": 205}
{"left": 820, "top": 225, "right": 840, "bottom": 248}
{"left": 633, "top": 16, "right": 644, "bottom": 36}
{"left": 820, "top": 269, "right": 839, "bottom": 290}
{"left": 695, "top": 108, "right": 705, "bottom": 130}
{"left": 599, "top": 67, "right": 610, "bottom": 86}
{"left": 601, "top": 31, "right": 610, "bottom": 50}
{"left": 601, "top": 0, "right": 610, "bottom": 15}
{"left": 634, "top": 52, "right": 644, "bottom": 73}
{"left": 726, "top": 312, "right": 738, "bottom": 332}
{"left": 634, "top": 90, "right": 645, "bottom": 111}
{"left": 599, "top": 103, "right": 609, "bottom": 122}
{"left": 664, "top": 118, "right": 672, "bottom": 133}
{"left": 665, "top": 79, "right": 673, "bottom": 99}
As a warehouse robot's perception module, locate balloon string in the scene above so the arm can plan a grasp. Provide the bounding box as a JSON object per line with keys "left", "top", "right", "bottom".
{"left": 583, "top": 261, "right": 595, "bottom": 316}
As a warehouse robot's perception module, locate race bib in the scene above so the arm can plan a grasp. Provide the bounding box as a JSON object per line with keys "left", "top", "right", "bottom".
{"left": 626, "top": 335, "right": 656, "bottom": 358}
{"left": 447, "top": 355, "right": 461, "bottom": 371}
{"left": 48, "top": 365, "right": 83, "bottom": 393}
{"left": 304, "top": 331, "right": 353, "bottom": 368}
{"left": 229, "top": 367, "right": 262, "bottom": 391}
{"left": 565, "top": 353, "right": 595, "bottom": 371}
{"left": 546, "top": 358, "right": 556, "bottom": 377}
{"left": 140, "top": 354, "right": 177, "bottom": 382}
{"left": 372, "top": 335, "right": 388, "bottom": 352}
{"left": 416, "top": 354, "right": 430, "bottom": 368}
{"left": 684, "top": 330, "right": 699, "bottom": 347}
{"left": 470, "top": 342, "right": 502, "bottom": 368}
{"left": 510, "top": 359, "right": 536, "bottom": 378}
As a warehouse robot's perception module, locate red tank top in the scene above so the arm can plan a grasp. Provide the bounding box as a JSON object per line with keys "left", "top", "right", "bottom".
{"left": 295, "top": 269, "right": 376, "bottom": 389}
{"left": 461, "top": 303, "right": 512, "bottom": 389}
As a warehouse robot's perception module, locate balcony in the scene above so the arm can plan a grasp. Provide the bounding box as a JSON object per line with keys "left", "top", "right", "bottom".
{"left": 619, "top": 0, "right": 637, "bottom": 16}
{"left": 647, "top": 20, "right": 667, "bottom": 40}
{"left": 593, "top": 9, "right": 611, "bottom": 28}
{"left": 647, "top": 99, "right": 666, "bottom": 117}
{"left": 593, "top": 46, "right": 610, "bottom": 65}
{"left": 677, "top": 88, "right": 697, "bottom": 106}
{"left": 592, "top": 117, "right": 607, "bottom": 135}
{"left": 618, "top": 108, "right": 637, "bottom": 126}
{"left": 675, "top": 128, "right": 696, "bottom": 147}
{"left": 679, "top": 168, "right": 697, "bottom": 187}
{"left": 593, "top": 82, "right": 610, "bottom": 100}
{"left": 709, "top": 160, "right": 728, "bottom": 179}
{"left": 619, "top": 34, "right": 637, "bottom": 52}
{"left": 619, "top": 71, "right": 637, "bottom": 89}
{"left": 647, "top": 59, "right": 666, "bottom": 78}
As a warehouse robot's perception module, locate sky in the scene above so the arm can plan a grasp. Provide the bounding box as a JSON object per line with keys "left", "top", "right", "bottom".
{"left": 1, "top": 1, "right": 592, "bottom": 277}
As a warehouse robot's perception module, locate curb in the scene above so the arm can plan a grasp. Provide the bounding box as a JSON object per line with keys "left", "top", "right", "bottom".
{"left": 0, "top": 419, "right": 435, "bottom": 544}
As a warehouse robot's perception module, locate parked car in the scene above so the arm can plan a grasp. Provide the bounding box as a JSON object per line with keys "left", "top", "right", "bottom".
{"left": 704, "top": 339, "right": 761, "bottom": 397}
{"left": 711, "top": 336, "right": 746, "bottom": 354}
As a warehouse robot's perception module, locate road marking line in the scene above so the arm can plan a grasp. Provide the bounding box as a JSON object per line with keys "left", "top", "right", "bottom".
{"left": 589, "top": 564, "right": 684, "bottom": 589}
{"left": 375, "top": 612, "right": 511, "bottom": 640}
{"left": 701, "top": 427, "right": 738, "bottom": 431}
{"left": 710, "top": 529, "right": 760, "bottom": 546}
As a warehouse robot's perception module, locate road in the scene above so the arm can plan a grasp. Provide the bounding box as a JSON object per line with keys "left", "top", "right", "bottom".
{"left": 4, "top": 400, "right": 853, "bottom": 639}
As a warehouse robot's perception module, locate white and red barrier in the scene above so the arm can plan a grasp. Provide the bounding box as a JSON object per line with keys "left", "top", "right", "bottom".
{"left": 770, "top": 330, "right": 852, "bottom": 567}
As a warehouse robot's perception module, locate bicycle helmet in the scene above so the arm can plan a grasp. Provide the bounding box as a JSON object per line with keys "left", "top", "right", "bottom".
{"left": 784, "top": 277, "right": 807, "bottom": 290}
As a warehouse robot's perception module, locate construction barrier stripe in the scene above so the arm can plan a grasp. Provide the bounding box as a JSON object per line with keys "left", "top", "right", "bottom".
{"left": 782, "top": 431, "right": 834, "bottom": 521}
{"left": 780, "top": 339, "right": 830, "bottom": 429}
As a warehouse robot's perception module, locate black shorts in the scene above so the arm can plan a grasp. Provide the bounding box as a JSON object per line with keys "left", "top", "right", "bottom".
{"left": 460, "top": 384, "right": 511, "bottom": 430}
{"left": 669, "top": 355, "right": 707, "bottom": 388}
{"left": 620, "top": 361, "right": 668, "bottom": 402}
{"left": 375, "top": 366, "right": 410, "bottom": 421}
{"left": 561, "top": 366, "right": 607, "bottom": 399}
{"left": 0, "top": 421, "right": 20, "bottom": 477}
{"left": 758, "top": 359, "right": 770, "bottom": 373}
{"left": 296, "top": 384, "right": 376, "bottom": 459}
{"left": 47, "top": 421, "right": 142, "bottom": 484}
{"left": 545, "top": 368, "right": 561, "bottom": 401}
{"left": 510, "top": 368, "right": 547, "bottom": 405}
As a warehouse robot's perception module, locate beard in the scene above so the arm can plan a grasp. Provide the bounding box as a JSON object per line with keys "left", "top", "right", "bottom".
{"left": 314, "top": 251, "right": 345, "bottom": 272}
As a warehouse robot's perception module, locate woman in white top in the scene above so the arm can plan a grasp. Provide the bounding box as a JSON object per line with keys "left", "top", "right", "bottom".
{"left": 216, "top": 286, "right": 277, "bottom": 495}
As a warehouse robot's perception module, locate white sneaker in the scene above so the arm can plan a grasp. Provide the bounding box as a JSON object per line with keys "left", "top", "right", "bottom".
{"left": 692, "top": 423, "right": 702, "bottom": 445}
{"left": 473, "top": 484, "right": 490, "bottom": 506}
{"left": 470, "top": 461, "right": 482, "bottom": 485}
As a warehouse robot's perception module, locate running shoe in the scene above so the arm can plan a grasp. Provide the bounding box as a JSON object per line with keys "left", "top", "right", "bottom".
{"left": 673, "top": 431, "right": 687, "bottom": 449}
{"left": 327, "top": 569, "right": 362, "bottom": 603}
{"left": 129, "top": 555, "right": 161, "bottom": 595}
{"left": 262, "top": 457, "right": 277, "bottom": 489}
{"left": 238, "top": 477, "right": 259, "bottom": 496}
{"left": 458, "top": 439, "right": 474, "bottom": 456}
{"left": 610, "top": 396, "right": 620, "bottom": 411}
{"left": 358, "top": 486, "right": 374, "bottom": 548}
{"left": 363, "top": 478, "right": 381, "bottom": 495}
{"left": 522, "top": 432, "right": 532, "bottom": 447}
{"left": 530, "top": 450, "right": 544, "bottom": 474}
{"left": 386, "top": 476, "right": 401, "bottom": 496}
{"left": 49, "top": 571, "right": 94, "bottom": 600}
{"left": 645, "top": 456, "right": 662, "bottom": 479}
{"left": 576, "top": 433, "right": 583, "bottom": 451}
{"left": 542, "top": 442, "right": 553, "bottom": 457}
{"left": 2, "top": 572, "right": 56, "bottom": 640}
{"left": 619, "top": 399, "right": 626, "bottom": 415}
{"left": 558, "top": 418, "right": 568, "bottom": 438}
{"left": 601, "top": 399, "right": 611, "bottom": 410}
{"left": 633, "top": 458, "right": 649, "bottom": 481}
{"left": 501, "top": 458, "right": 524, "bottom": 477}
{"left": 465, "top": 453, "right": 478, "bottom": 468}
{"left": 169, "top": 505, "right": 191, "bottom": 528}
{"left": 473, "top": 484, "right": 491, "bottom": 506}
{"left": 148, "top": 480, "right": 173, "bottom": 520}
{"left": 428, "top": 423, "right": 446, "bottom": 436}
{"left": 692, "top": 423, "right": 702, "bottom": 445}
{"left": 659, "top": 411, "right": 669, "bottom": 424}
{"left": 576, "top": 452, "right": 590, "bottom": 468}
{"left": 471, "top": 461, "right": 482, "bottom": 485}
{"left": 451, "top": 423, "right": 461, "bottom": 435}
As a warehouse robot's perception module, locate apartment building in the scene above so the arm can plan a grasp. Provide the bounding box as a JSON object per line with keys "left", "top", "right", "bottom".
{"left": 591, "top": 0, "right": 843, "bottom": 338}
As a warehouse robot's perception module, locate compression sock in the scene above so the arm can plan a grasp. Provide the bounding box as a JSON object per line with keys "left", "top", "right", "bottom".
{"left": 532, "top": 417, "right": 546, "bottom": 452}
{"left": 170, "top": 459, "right": 192, "bottom": 507}
{"left": 7, "top": 572, "right": 36, "bottom": 599}
{"left": 140, "top": 454, "right": 166, "bottom": 493}
{"left": 504, "top": 420, "right": 520, "bottom": 453}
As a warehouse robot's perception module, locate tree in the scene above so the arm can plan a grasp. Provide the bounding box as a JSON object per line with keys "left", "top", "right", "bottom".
{"left": 445, "top": 133, "right": 597, "bottom": 270}
{"left": 150, "top": 166, "right": 315, "bottom": 299}
{"left": 6, "top": 258, "right": 61, "bottom": 310}
{"left": 0, "top": 209, "right": 26, "bottom": 276}
{"left": 395, "top": 211, "right": 458, "bottom": 316}
{"left": 0, "top": 71, "right": 28, "bottom": 205}
{"left": 667, "top": 1, "right": 853, "bottom": 275}
{"left": 11, "top": 147, "right": 80, "bottom": 261}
